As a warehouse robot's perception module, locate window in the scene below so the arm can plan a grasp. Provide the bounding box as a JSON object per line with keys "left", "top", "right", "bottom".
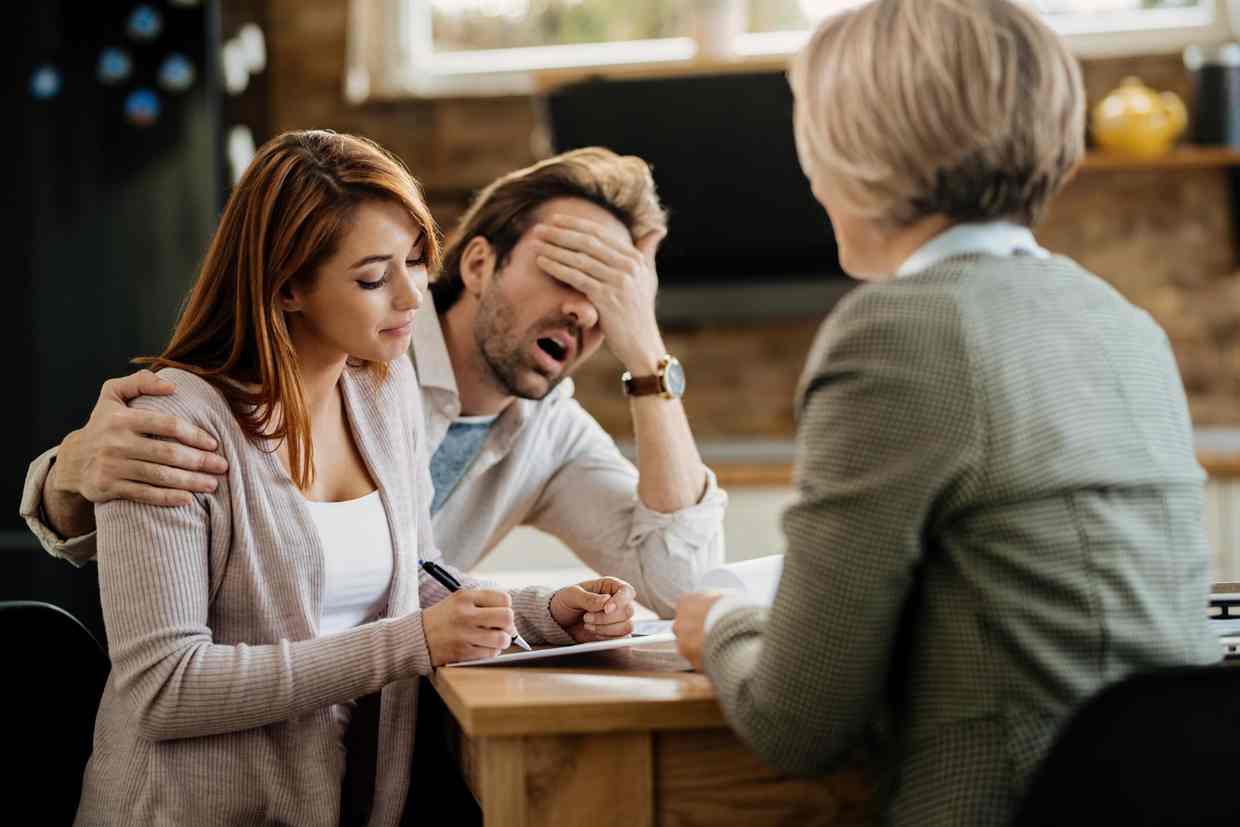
{"left": 431, "top": 0, "right": 691, "bottom": 53}
{"left": 1027, "top": 0, "right": 1230, "bottom": 56}
{"left": 1027, "top": 0, "right": 1215, "bottom": 34}
{"left": 421, "top": 0, "right": 697, "bottom": 80}
{"left": 372, "top": 0, "right": 1233, "bottom": 98}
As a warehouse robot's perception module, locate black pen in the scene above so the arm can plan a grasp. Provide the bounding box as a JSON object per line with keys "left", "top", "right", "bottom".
{"left": 420, "top": 559, "right": 531, "bottom": 651}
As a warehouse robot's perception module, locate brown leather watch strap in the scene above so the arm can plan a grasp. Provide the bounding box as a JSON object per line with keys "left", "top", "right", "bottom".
{"left": 623, "top": 373, "right": 664, "bottom": 396}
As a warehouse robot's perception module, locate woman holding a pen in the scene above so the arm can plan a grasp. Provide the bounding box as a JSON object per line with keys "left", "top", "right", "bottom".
{"left": 71, "top": 129, "right": 637, "bottom": 827}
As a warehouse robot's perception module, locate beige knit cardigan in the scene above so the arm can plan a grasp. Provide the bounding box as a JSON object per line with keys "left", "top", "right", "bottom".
{"left": 75, "top": 356, "right": 572, "bottom": 826}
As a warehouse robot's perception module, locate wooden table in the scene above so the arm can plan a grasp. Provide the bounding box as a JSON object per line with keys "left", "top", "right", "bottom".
{"left": 426, "top": 641, "right": 875, "bottom": 827}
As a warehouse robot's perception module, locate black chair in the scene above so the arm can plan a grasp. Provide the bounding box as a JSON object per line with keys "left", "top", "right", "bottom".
{"left": 0, "top": 601, "right": 109, "bottom": 826}
{"left": 1012, "top": 663, "right": 1240, "bottom": 826}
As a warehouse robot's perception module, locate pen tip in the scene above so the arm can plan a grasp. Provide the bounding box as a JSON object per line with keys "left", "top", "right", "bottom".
{"left": 514, "top": 636, "right": 532, "bottom": 651}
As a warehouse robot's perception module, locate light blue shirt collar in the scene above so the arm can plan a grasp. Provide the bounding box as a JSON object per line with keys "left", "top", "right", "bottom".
{"left": 896, "top": 220, "right": 1048, "bottom": 279}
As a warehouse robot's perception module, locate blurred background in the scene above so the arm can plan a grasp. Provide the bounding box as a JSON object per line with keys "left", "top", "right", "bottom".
{"left": 11, "top": 0, "right": 1240, "bottom": 640}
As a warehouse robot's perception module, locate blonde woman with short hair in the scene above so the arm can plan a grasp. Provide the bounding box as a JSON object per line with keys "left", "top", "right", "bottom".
{"left": 673, "top": 2, "right": 1220, "bottom": 824}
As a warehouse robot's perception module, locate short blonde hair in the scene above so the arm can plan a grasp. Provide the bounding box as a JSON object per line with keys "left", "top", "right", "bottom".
{"left": 789, "top": 0, "right": 1085, "bottom": 228}
{"left": 432, "top": 147, "right": 667, "bottom": 310}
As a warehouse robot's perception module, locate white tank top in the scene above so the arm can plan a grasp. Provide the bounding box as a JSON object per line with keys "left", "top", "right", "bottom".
{"left": 304, "top": 489, "right": 396, "bottom": 734}
{"left": 304, "top": 490, "right": 395, "bottom": 636}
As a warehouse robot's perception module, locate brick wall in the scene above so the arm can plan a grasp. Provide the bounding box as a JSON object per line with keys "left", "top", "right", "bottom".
{"left": 261, "top": 2, "right": 1240, "bottom": 437}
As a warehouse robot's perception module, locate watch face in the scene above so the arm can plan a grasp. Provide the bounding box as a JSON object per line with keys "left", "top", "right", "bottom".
{"left": 663, "top": 359, "right": 686, "bottom": 398}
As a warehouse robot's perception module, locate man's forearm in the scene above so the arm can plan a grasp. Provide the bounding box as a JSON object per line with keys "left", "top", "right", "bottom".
{"left": 629, "top": 394, "right": 709, "bottom": 513}
{"left": 41, "top": 460, "right": 98, "bottom": 539}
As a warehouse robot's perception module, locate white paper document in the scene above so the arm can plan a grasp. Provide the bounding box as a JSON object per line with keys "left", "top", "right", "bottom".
{"left": 447, "top": 555, "right": 785, "bottom": 668}
{"left": 446, "top": 631, "right": 677, "bottom": 667}
{"left": 697, "top": 554, "right": 784, "bottom": 604}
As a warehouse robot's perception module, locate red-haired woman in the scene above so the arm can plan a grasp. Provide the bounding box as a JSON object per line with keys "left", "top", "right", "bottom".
{"left": 75, "top": 130, "right": 635, "bottom": 826}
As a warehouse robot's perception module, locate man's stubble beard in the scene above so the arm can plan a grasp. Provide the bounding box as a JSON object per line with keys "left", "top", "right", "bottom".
{"left": 473, "top": 283, "right": 564, "bottom": 401}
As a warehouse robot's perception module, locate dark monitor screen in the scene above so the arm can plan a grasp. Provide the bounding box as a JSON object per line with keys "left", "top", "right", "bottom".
{"left": 544, "top": 70, "right": 843, "bottom": 285}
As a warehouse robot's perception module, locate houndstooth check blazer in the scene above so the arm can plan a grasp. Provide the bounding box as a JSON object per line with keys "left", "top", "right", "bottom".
{"left": 704, "top": 252, "right": 1221, "bottom": 826}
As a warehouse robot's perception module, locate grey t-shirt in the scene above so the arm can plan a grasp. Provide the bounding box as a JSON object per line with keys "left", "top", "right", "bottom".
{"left": 429, "top": 414, "right": 496, "bottom": 515}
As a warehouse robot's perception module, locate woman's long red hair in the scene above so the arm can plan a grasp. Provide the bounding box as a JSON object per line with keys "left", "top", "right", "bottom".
{"left": 138, "top": 130, "right": 441, "bottom": 490}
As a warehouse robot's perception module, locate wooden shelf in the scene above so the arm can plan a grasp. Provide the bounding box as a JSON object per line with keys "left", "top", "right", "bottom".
{"left": 531, "top": 62, "right": 1240, "bottom": 174}
{"left": 1082, "top": 146, "right": 1240, "bottom": 172}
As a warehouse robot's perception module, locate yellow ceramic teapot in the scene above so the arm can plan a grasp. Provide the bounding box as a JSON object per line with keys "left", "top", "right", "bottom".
{"left": 1091, "top": 76, "right": 1188, "bottom": 158}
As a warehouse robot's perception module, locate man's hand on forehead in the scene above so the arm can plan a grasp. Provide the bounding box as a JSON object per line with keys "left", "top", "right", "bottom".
{"left": 542, "top": 212, "right": 632, "bottom": 244}
{"left": 532, "top": 215, "right": 635, "bottom": 264}
{"left": 530, "top": 213, "right": 667, "bottom": 373}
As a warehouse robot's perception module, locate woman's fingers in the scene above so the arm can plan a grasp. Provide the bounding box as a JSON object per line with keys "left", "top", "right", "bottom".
{"left": 583, "top": 603, "right": 636, "bottom": 638}
{"left": 466, "top": 628, "right": 512, "bottom": 652}
{"left": 470, "top": 606, "right": 518, "bottom": 636}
